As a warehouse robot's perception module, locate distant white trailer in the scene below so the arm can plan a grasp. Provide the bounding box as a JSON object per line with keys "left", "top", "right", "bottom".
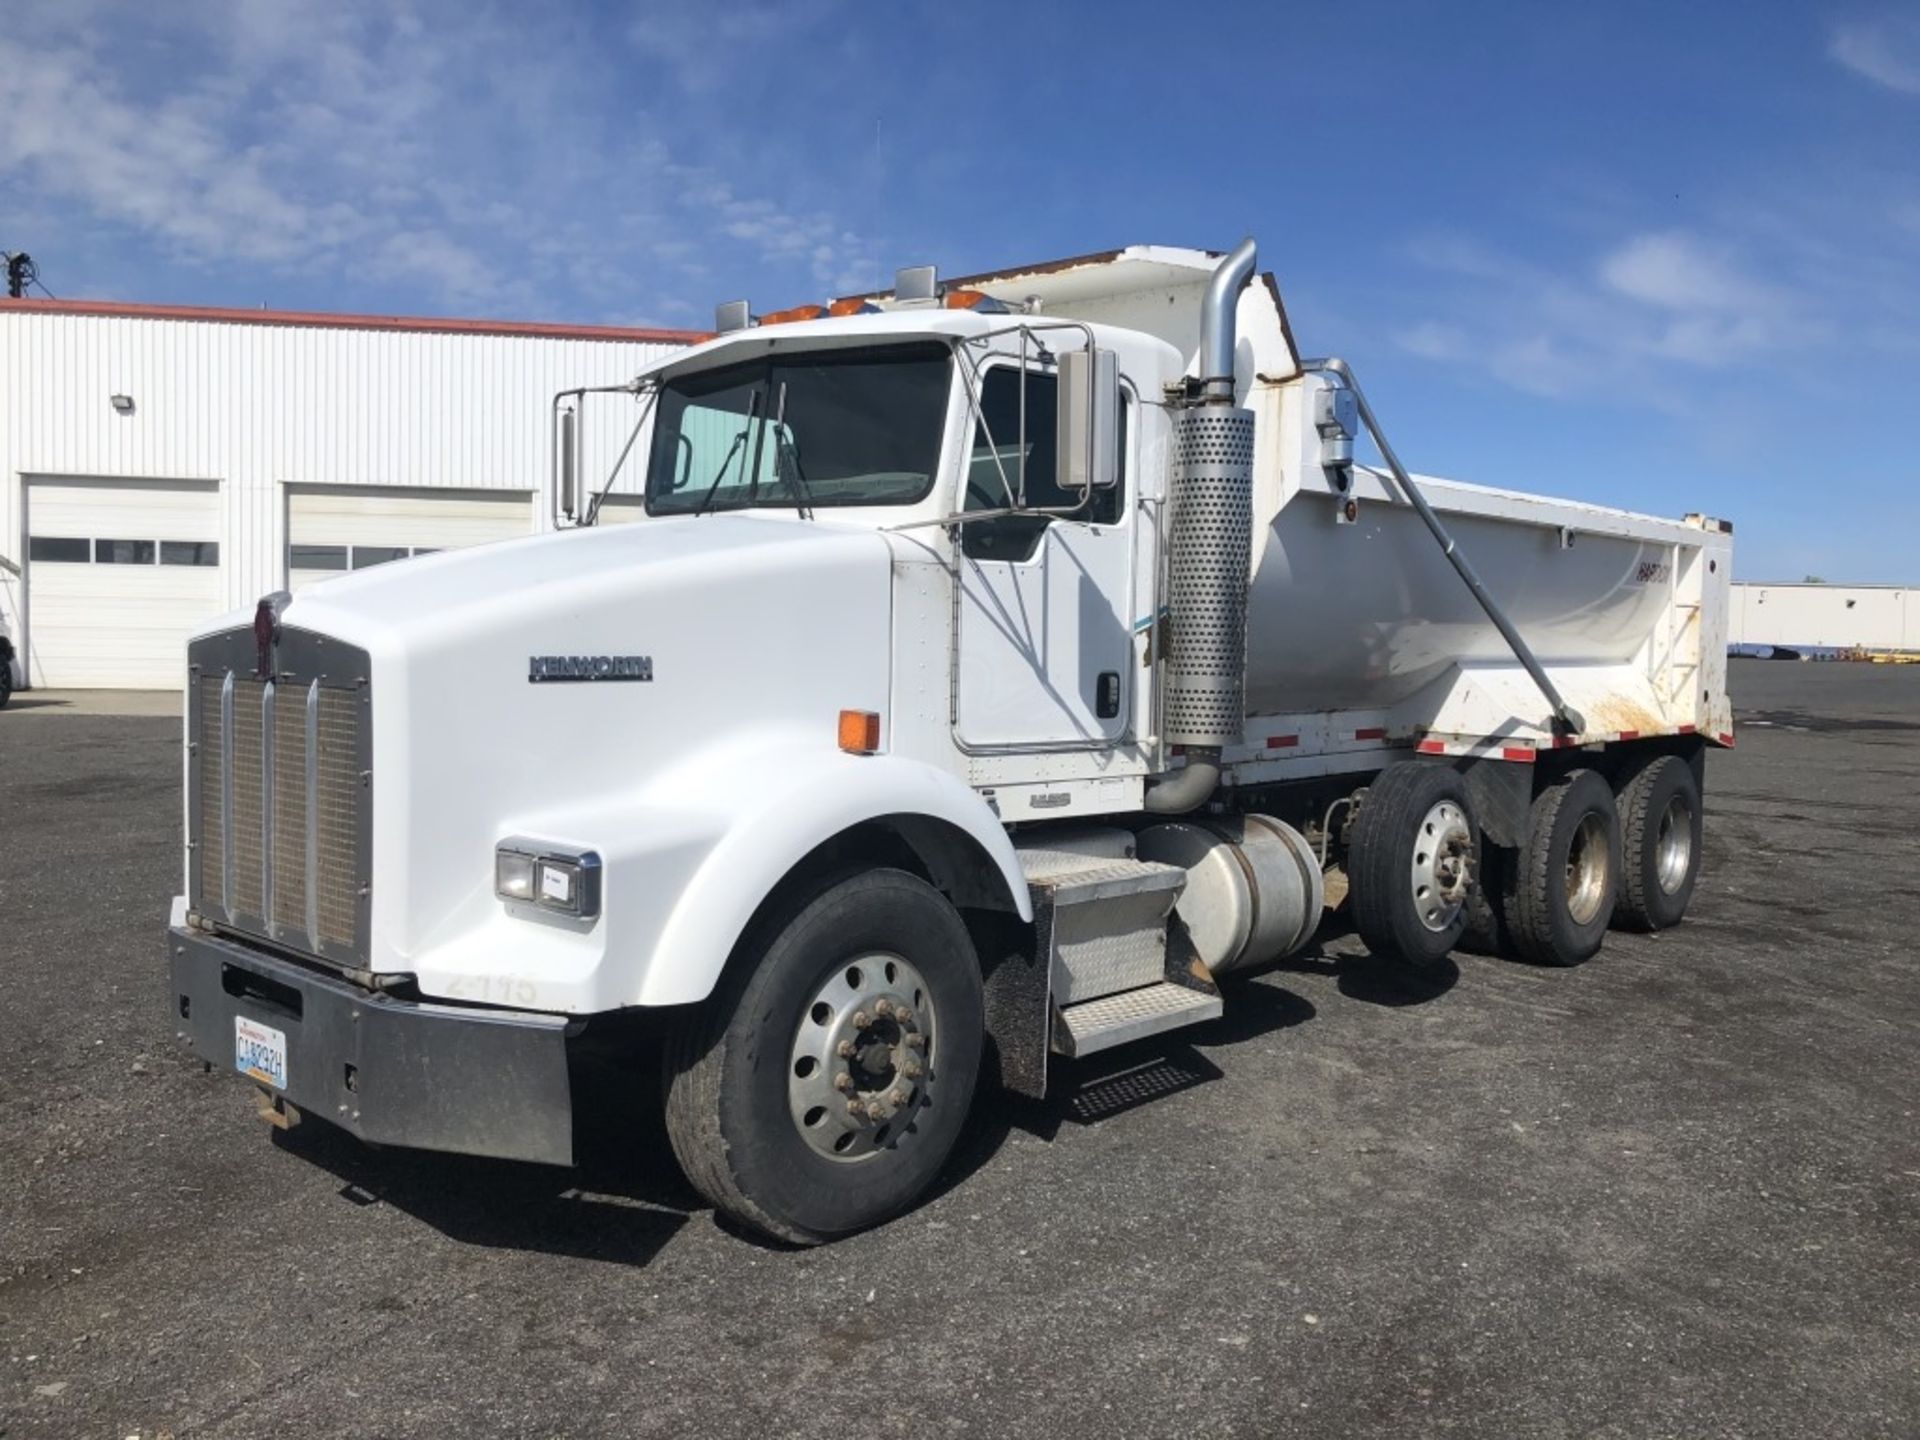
{"left": 1731, "top": 582, "right": 1917, "bottom": 652}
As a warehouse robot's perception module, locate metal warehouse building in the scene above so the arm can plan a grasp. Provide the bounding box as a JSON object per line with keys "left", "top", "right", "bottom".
{"left": 1731, "top": 581, "right": 1917, "bottom": 653}
{"left": 1, "top": 299, "right": 697, "bottom": 691}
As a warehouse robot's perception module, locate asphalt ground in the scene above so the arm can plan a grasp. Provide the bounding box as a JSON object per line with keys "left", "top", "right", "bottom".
{"left": 2, "top": 658, "right": 1915, "bottom": 1439}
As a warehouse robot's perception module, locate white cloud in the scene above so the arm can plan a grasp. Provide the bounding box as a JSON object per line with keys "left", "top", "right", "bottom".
{"left": 1393, "top": 225, "right": 1814, "bottom": 398}
{"left": 1830, "top": 15, "right": 1920, "bottom": 94}
{"left": 1598, "top": 232, "right": 1782, "bottom": 315}
{"left": 0, "top": 2, "right": 876, "bottom": 317}
{"left": 627, "top": 1, "right": 843, "bottom": 93}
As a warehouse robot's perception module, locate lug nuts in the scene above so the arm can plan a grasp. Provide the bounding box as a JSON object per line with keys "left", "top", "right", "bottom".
{"left": 888, "top": 1087, "right": 910, "bottom": 1109}
{"left": 846, "top": 1098, "right": 867, "bottom": 1118}
{"left": 874, "top": 999, "right": 893, "bottom": 1019}
{"left": 904, "top": 1032, "right": 926, "bottom": 1051}
{"left": 852, "top": 1010, "right": 871, "bottom": 1031}
{"left": 901, "top": 1059, "right": 923, "bottom": 1080}
{"left": 833, "top": 1071, "right": 853, "bottom": 1093}
{"left": 893, "top": 1006, "right": 914, "bottom": 1029}
{"left": 836, "top": 1039, "right": 856, "bottom": 1059}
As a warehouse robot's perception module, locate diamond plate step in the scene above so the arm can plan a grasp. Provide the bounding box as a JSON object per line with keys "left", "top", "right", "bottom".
{"left": 1036, "top": 857, "right": 1185, "bottom": 907}
{"left": 1056, "top": 982, "right": 1223, "bottom": 1058}
{"left": 1025, "top": 858, "right": 1187, "bottom": 1004}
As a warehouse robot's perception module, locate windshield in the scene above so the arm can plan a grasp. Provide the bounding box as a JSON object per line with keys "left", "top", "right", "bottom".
{"left": 644, "top": 342, "right": 953, "bottom": 515}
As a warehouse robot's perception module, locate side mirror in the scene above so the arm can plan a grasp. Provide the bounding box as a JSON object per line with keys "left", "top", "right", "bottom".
{"left": 1057, "top": 347, "right": 1120, "bottom": 492}
{"left": 556, "top": 405, "right": 579, "bottom": 522}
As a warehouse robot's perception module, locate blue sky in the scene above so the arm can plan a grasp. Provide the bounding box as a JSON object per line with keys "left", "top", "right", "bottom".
{"left": 3, "top": 1, "right": 1917, "bottom": 582}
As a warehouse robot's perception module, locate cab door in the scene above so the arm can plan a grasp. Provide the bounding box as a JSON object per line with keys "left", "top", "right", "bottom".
{"left": 953, "top": 363, "right": 1134, "bottom": 749}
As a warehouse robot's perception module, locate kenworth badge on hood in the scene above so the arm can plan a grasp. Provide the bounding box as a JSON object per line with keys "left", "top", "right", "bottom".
{"left": 528, "top": 655, "right": 653, "bottom": 682}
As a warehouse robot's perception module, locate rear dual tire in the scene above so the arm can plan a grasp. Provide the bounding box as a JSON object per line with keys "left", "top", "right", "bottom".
{"left": 1612, "top": 755, "right": 1702, "bottom": 932}
{"left": 1348, "top": 762, "right": 1480, "bottom": 966}
{"left": 1502, "top": 769, "right": 1621, "bottom": 967}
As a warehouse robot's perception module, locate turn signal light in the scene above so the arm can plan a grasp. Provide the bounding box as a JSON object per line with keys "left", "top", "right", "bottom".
{"left": 838, "top": 709, "right": 881, "bottom": 755}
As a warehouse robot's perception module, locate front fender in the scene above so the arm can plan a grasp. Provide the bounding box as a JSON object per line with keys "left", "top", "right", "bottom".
{"left": 403, "top": 740, "right": 1027, "bottom": 1016}
{"left": 635, "top": 747, "right": 1030, "bottom": 1006}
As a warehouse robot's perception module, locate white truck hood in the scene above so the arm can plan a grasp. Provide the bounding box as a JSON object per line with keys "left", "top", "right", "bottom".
{"left": 260, "top": 513, "right": 899, "bottom": 977}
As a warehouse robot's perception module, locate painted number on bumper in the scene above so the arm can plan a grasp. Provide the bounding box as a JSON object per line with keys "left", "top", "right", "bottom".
{"left": 234, "top": 1016, "right": 288, "bottom": 1090}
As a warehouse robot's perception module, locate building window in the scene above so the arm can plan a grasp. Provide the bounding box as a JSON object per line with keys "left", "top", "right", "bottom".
{"left": 28, "top": 536, "right": 90, "bottom": 563}
{"left": 159, "top": 541, "right": 220, "bottom": 567}
{"left": 95, "top": 539, "right": 157, "bottom": 564}
{"left": 351, "top": 546, "right": 410, "bottom": 569}
{"left": 290, "top": 545, "right": 349, "bottom": 571}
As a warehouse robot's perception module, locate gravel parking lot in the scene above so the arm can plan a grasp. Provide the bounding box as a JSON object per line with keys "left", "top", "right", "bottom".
{"left": 2, "top": 660, "right": 1916, "bottom": 1439}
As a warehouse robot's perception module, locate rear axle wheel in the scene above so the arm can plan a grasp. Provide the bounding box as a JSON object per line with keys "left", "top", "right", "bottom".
{"left": 1503, "top": 768, "right": 1620, "bottom": 966}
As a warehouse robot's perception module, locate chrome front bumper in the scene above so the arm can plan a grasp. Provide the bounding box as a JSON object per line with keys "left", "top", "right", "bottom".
{"left": 166, "top": 926, "right": 577, "bottom": 1167}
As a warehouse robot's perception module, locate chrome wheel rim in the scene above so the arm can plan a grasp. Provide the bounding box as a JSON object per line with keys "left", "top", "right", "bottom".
{"left": 1655, "top": 793, "right": 1693, "bottom": 894}
{"left": 1410, "top": 799, "right": 1475, "bottom": 932}
{"left": 788, "top": 952, "right": 935, "bottom": 1163}
{"left": 1565, "top": 812, "right": 1611, "bottom": 925}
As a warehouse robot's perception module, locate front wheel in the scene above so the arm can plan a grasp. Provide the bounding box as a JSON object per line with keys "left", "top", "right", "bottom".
{"left": 663, "top": 868, "right": 984, "bottom": 1245}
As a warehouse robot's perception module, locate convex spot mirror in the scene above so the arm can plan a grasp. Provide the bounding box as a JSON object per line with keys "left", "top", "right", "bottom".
{"left": 1057, "top": 347, "right": 1120, "bottom": 492}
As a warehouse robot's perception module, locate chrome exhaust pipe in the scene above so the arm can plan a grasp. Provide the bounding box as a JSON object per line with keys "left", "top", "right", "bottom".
{"left": 1148, "top": 239, "right": 1260, "bottom": 813}
{"left": 1197, "top": 236, "right": 1257, "bottom": 403}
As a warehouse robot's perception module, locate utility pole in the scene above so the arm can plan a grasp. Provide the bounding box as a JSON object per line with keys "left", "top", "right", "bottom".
{"left": 6, "top": 251, "right": 35, "bottom": 298}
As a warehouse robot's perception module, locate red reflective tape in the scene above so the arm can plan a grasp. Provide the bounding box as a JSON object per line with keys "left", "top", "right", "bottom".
{"left": 1416, "top": 739, "right": 1447, "bottom": 755}
{"left": 1677, "top": 724, "right": 1697, "bottom": 735}
{"left": 1551, "top": 735, "right": 1578, "bottom": 748}
{"left": 1617, "top": 730, "right": 1640, "bottom": 741}
{"left": 1265, "top": 734, "right": 1299, "bottom": 749}
{"left": 1501, "top": 746, "right": 1537, "bottom": 763}
{"left": 1355, "top": 727, "right": 1387, "bottom": 741}
{"left": 1170, "top": 744, "right": 1186, "bottom": 756}
{"left": 1717, "top": 731, "right": 1735, "bottom": 747}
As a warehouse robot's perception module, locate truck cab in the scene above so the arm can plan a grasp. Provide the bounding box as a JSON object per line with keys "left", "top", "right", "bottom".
{"left": 166, "top": 242, "right": 1730, "bottom": 1243}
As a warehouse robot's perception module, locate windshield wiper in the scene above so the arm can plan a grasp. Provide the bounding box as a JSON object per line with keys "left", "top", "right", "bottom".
{"left": 691, "top": 389, "right": 761, "bottom": 517}
{"left": 769, "top": 380, "right": 817, "bottom": 521}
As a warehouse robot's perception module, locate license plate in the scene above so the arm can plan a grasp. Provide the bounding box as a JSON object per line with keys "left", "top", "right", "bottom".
{"left": 234, "top": 1016, "right": 288, "bottom": 1090}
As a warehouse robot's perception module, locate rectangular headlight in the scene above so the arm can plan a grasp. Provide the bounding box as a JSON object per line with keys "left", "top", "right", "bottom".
{"left": 496, "top": 840, "right": 601, "bottom": 922}
{"left": 495, "top": 850, "right": 536, "bottom": 901}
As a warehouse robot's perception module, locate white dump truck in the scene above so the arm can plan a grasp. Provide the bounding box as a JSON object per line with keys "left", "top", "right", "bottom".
{"left": 166, "top": 240, "right": 1733, "bottom": 1242}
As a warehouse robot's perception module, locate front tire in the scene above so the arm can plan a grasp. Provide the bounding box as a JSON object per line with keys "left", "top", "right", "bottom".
{"left": 1348, "top": 762, "right": 1479, "bottom": 966}
{"left": 663, "top": 868, "right": 984, "bottom": 1245}
{"left": 1612, "top": 755, "right": 1703, "bottom": 931}
{"left": 1503, "top": 769, "right": 1620, "bottom": 966}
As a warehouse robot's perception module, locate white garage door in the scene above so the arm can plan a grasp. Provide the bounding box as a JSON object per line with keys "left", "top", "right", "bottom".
{"left": 24, "top": 477, "right": 223, "bottom": 689}
{"left": 287, "top": 486, "right": 533, "bottom": 590}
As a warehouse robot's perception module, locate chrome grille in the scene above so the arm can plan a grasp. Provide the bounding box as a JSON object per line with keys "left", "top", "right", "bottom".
{"left": 188, "top": 626, "right": 371, "bottom": 965}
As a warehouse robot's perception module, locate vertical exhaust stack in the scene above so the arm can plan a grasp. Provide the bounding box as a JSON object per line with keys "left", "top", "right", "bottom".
{"left": 1148, "top": 238, "right": 1259, "bottom": 814}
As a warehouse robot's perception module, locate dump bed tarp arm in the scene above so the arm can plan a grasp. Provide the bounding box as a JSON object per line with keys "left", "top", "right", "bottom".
{"left": 1302, "top": 357, "right": 1587, "bottom": 737}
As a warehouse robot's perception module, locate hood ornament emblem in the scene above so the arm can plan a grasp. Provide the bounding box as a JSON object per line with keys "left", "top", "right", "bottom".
{"left": 253, "top": 592, "right": 290, "bottom": 679}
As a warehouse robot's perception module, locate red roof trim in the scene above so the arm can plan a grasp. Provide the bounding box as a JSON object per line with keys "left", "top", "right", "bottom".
{"left": 1, "top": 296, "right": 707, "bottom": 345}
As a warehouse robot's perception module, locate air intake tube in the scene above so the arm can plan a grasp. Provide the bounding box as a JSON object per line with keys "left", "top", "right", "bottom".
{"left": 1146, "top": 238, "right": 1259, "bottom": 815}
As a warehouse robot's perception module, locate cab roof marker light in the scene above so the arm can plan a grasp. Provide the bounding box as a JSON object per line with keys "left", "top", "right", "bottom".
{"left": 827, "top": 298, "right": 881, "bottom": 317}
{"left": 942, "top": 289, "right": 1010, "bottom": 314}
{"left": 761, "top": 304, "right": 827, "bottom": 326}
